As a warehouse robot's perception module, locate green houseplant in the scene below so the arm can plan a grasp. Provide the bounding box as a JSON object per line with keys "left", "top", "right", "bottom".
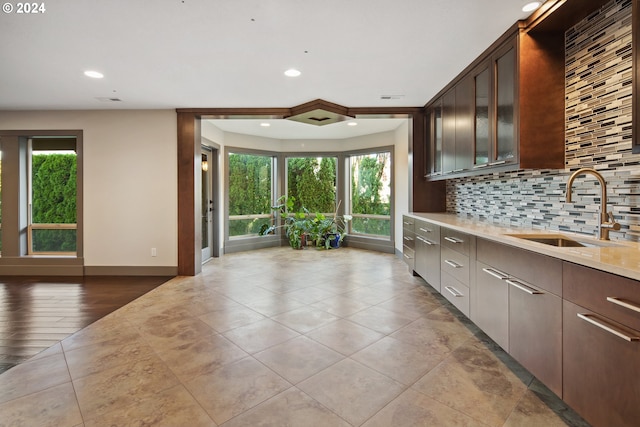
{"left": 259, "top": 196, "right": 351, "bottom": 250}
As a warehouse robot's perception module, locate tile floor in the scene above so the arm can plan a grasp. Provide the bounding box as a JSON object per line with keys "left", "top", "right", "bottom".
{"left": 0, "top": 247, "right": 590, "bottom": 426}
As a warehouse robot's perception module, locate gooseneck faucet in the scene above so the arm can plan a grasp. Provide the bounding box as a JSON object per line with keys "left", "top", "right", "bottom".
{"left": 566, "top": 168, "right": 620, "bottom": 240}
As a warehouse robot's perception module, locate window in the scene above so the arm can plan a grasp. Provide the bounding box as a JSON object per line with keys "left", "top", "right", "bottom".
{"left": 349, "top": 150, "right": 392, "bottom": 238}
{"left": 227, "top": 151, "right": 274, "bottom": 238}
{"left": 29, "top": 138, "right": 77, "bottom": 254}
{"left": 286, "top": 156, "right": 337, "bottom": 213}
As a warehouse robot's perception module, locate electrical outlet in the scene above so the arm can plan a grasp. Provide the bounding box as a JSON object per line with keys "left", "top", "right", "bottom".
{"left": 151, "top": 248, "right": 157, "bottom": 257}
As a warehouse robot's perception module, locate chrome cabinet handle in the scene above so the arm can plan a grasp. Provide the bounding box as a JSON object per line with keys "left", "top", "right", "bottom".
{"left": 445, "top": 286, "right": 464, "bottom": 297}
{"left": 444, "top": 236, "right": 463, "bottom": 244}
{"left": 506, "top": 279, "right": 543, "bottom": 295}
{"left": 607, "top": 297, "right": 640, "bottom": 314}
{"left": 417, "top": 236, "right": 435, "bottom": 246}
{"left": 489, "top": 160, "right": 506, "bottom": 166}
{"left": 403, "top": 236, "right": 413, "bottom": 241}
{"left": 482, "top": 267, "right": 509, "bottom": 280}
{"left": 444, "top": 259, "right": 462, "bottom": 269}
{"left": 418, "top": 227, "right": 432, "bottom": 233}
{"left": 577, "top": 313, "right": 640, "bottom": 342}
{"left": 403, "top": 253, "right": 412, "bottom": 260}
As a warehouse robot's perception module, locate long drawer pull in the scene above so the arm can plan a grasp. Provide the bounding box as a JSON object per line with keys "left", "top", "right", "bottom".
{"left": 444, "top": 236, "right": 463, "bottom": 244}
{"left": 403, "top": 253, "right": 413, "bottom": 260}
{"left": 506, "top": 279, "right": 543, "bottom": 295}
{"left": 403, "top": 236, "right": 413, "bottom": 241}
{"left": 607, "top": 297, "right": 640, "bottom": 314}
{"left": 403, "top": 221, "right": 413, "bottom": 226}
{"left": 482, "top": 267, "right": 509, "bottom": 280}
{"left": 577, "top": 313, "right": 640, "bottom": 342}
{"left": 418, "top": 227, "right": 432, "bottom": 233}
{"left": 445, "top": 286, "right": 464, "bottom": 298}
{"left": 417, "top": 237, "right": 435, "bottom": 246}
{"left": 444, "top": 259, "right": 462, "bottom": 269}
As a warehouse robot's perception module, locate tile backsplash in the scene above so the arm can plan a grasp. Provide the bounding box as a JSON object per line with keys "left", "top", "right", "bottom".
{"left": 446, "top": 0, "right": 640, "bottom": 241}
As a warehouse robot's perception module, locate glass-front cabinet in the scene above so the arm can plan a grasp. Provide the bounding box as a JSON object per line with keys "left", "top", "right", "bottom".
{"left": 427, "top": 100, "right": 443, "bottom": 177}
{"left": 473, "top": 39, "right": 516, "bottom": 170}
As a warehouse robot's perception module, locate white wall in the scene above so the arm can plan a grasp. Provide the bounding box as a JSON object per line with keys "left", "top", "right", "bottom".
{"left": 0, "top": 110, "right": 178, "bottom": 268}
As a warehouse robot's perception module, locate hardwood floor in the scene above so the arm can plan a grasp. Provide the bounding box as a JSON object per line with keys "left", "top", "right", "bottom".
{"left": 0, "top": 275, "right": 172, "bottom": 374}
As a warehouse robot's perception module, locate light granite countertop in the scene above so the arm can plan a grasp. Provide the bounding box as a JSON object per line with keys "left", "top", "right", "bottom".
{"left": 407, "top": 212, "right": 640, "bottom": 282}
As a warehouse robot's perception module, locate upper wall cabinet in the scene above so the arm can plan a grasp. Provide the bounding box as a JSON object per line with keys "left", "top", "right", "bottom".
{"left": 425, "top": 24, "right": 566, "bottom": 180}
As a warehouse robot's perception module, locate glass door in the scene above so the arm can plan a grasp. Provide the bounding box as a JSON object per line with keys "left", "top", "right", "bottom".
{"left": 201, "top": 147, "right": 213, "bottom": 262}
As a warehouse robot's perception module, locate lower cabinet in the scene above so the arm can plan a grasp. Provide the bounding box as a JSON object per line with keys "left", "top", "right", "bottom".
{"left": 414, "top": 220, "right": 440, "bottom": 291}
{"left": 402, "top": 216, "right": 415, "bottom": 271}
{"left": 476, "top": 238, "right": 562, "bottom": 397}
{"left": 563, "top": 262, "right": 640, "bottom": 427}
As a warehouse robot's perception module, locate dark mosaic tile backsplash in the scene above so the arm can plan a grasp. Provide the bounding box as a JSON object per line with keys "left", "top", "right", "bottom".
{"left": 446, "top": 0, "right": 640, "bottom": 241}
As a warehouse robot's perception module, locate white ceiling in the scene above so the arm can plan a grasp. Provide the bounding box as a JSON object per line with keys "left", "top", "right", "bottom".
{"left": 0, "top": 0, "right": 541, "bottom": 138}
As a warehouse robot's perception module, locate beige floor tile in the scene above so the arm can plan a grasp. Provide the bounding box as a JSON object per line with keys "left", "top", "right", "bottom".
{"left": 390, "top": 307, "right": 474, "bottom": 354}
{"left": 215, "top": 285, "right": 279, "bottom": 305}
{"left": 271, "top": 306, "right": 339, "bottom": 333}
{"left": 362, "top": 388, "right": 486, "bottom": 427}
{"left": 298, "top": 358, "right": 404, "bottom": 426}
{"left": 198, "top": 305, "right": 266, "bottom": 332}
{"left": 186, "top": 356, "right": 291, "bottom": 425}
{"left": 222, "top": 387, "right": 351, "bottom": 427}
{"left": 310, "top": 295, "right": 373, "bottom": 317}
{"left": 307, "top": 318, "right": 384, "bottom": 356}
{"left": 283, "top": 286, "right": 337, "bottom": 304}
{"left": 83, "top": 384, "right": 216, "bottom": 427}
{"left": 0, "top": 382, "right": 83, "bottom": 427}
{"left": 157, "top": 332, "right": 247, "bottom": 382}
{"left": 65, "top": 336, "right": 157, "bottom": 380}
{"left": 73, "top": 354, "right": 180, "bottom": 420}
{"left": 254, "top": 336, "right": 343, "bottom": 384}
{"left": 222, "top": 318, "right": 300, "bottom": 353}
{"left": 61, "top": 316, "right": 142, "bottom": 352}
{"left": 244, "top": 296, "right": 307, "bottom": 317}
{"left": 137, "top": 315, "right": 216, "bottom": 350}
{"left": 29, "top": 342, "right": 63, "bottom": 360}
{"left": 504, "top": 380, "right": 590, "bottom": 427}
{"left": 347, "top": 305, "right": 415, "bottom": 334}
{"left": 376, "top": 292, "right": 441, "bottom": 319}
{"left": 0, "top": 352, "right": 71, "bottom": 404}
{"left": 412, "top": 339, "right": 529, "bottom": 426}
{"left": 340, "top": 285, "right": 402, "bottom": 305}
{"left": 352, "top": 336, "right": 446, "bottom": 385}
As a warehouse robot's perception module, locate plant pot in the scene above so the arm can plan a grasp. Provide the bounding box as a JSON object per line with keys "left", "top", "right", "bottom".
{"left": 326, "top": 233, "right": 341, "bottom": 249}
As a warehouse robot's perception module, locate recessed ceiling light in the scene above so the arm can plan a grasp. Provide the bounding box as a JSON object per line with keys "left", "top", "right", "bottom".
{"left": 522, "top": 1, "right": 541, "bottom": 12}
{"left": 84, "top": 70, "right": 104, "bottom": 79}
{"left": 347, "top": 122, "right": 358, "bottom": 126}
{"left": 284, "top": 69, "right": 301, "bottom": 77}
{"left": 260, "top": 123, "right": 271, "bottom": 127}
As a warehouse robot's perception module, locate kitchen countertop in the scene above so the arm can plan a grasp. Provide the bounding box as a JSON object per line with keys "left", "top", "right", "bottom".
{"left": 407, "top": 212, "right": 640, "bottom": 282}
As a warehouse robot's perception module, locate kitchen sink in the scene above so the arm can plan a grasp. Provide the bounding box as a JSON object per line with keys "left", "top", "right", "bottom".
{"left": 506, "top": 234, "right": 623, "bottom": 248}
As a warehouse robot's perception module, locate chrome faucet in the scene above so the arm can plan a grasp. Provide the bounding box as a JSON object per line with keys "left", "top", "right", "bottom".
{"left": 566, "top": 168, "right": 620, "bottom": 240}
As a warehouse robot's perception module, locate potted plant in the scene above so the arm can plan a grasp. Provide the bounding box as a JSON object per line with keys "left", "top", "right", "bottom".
{"left": 259, "top": 196, "right": 313, "bottom": 249}
{"left": 259, "top": 196, "right": 351, "bottom": 250}
{"left": 308, "top": 201, "right": 352, "bottom": 249}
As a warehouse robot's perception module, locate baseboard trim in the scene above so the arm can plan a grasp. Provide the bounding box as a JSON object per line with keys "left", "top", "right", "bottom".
{"left": 83, "top": 266, "right": 178, "bottom": 276}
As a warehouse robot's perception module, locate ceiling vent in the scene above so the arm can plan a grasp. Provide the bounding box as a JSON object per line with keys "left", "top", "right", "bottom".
{"left": 286, "top": 99, "right": 353, "bottom": 126}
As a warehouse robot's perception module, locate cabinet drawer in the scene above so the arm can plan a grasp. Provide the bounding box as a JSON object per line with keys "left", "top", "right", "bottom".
{"left": 402, "top": 245, "right": 414, "bottom": 268}
{"left": 402, "top": 216, "right": 415, "bottom": 232}
{"left": 441, "top": 228, "right": 470, "bottom": 255}
{"left": 477, "top": 238, "right": 562, "bottom": 296}
{"left": 402, "top": 230, "right": 415, "bottom": 251}
{"left": 441, "top": 271, "right": 470, "bottom": 317}
{"left": 563, "top": 300, "right": 640, "bottom": 427}
{"left": 564, "top": 262, "right": 640, "bottom": 331}
{"left": 415, "top": 221, "right": 440, "bottom": 240}
{"left": 441, "top": 246, "right": 470, "bottom": 285}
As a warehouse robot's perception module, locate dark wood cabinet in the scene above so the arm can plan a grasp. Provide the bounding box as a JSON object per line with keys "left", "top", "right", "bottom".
{"left": 414, "top": 220, "right": 441, "bottom": 291}
{"left": 475, "top": 238, "right": 562, "bottom": 395}
{"left": 425, "top": 23, "right": 565, "bottom": 180}
{"left": 563, "top": 262, "right": 640, "bottom": 427}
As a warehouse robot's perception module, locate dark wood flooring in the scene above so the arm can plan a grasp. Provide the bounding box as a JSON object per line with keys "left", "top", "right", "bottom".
{"left": 0, "top": 275, "right": 172, "bottom": 374}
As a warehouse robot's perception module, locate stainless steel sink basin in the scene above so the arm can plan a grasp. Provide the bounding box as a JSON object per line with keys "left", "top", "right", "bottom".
{"left": 506, "top": 234, "right": 623, "bottom": 248}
